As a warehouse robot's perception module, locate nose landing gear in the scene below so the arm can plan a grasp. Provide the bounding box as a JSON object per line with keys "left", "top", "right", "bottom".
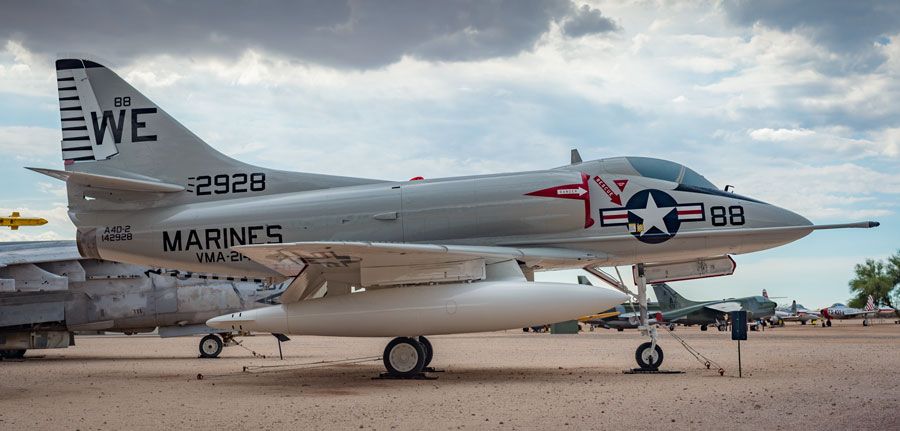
{"left": 633, "top": 264, "right": 664, "bottom": 370}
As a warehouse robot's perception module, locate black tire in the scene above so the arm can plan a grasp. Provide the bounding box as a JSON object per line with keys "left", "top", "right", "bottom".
{"left": 826, "top": 320, "right": 832, "bottom": 327}
{"left": 700, "top": 325, "right": 708, "bottom": 331}
{"left": 1, "top": 349, "right": 26, "bottom": 359}
{"left": 418, "top": 336, "right": 434, "bottom": 368}
{"left": 617, "top": 328, "right": 624, "bottom": 332}
{"left": 863, "top": 319, "right": 869, "bottom": 327}
{"left": 635, "top": 342, "right": 663, "bottom": 370}
{"left": 800, "top": 320, "right": 806, "bottom": 325}
{"left": 199, "top": 334, "right": 223, "bottom": 358}
{"left": 383, "top": 337, "right": 426, "bottom": 377}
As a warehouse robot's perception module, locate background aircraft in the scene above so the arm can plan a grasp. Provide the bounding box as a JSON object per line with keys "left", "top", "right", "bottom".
{"left": 819, "top": 296, "right": 878, "bottom": 327}
{"left": 0, "top": 241, "right": 286, "bottom": 360}
{"left": 0, "top": 212, "right": 47, "bottom": 230}
{"left": 652, "top": 284, "right": 777, "bottom": 331}
{"left": 768, "top": 300, "right": 820, "bottom": 326}
{"left": 30, "top": 58, "right": 877, "bottom": 374}
{"left": 580, "top": 278, "right": 777, "bottom": 331}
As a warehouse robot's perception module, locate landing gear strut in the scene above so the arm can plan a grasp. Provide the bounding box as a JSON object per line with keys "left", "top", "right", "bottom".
{"left": 382, "top": 336, "right": 434, "bottom": 378}
{"left": 633, "top": 264, "right": 664, "bottom": 370}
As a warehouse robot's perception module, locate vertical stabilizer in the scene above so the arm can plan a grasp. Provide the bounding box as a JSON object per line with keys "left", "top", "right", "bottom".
{"left": 45, "top": 58, "right": 383, "bottom": 215}
{"left": 652, "top": 283, "right": 695, "bottom": 311}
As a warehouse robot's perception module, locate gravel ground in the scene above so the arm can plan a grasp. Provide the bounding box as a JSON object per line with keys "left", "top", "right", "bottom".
{"left": 1, "top": 319, "right": 898, "bottom": 430}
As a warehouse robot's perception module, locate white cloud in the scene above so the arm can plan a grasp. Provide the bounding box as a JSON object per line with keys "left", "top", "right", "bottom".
{"left": 0, "top": 126, "right": 60, "bottom": 160}
{"left": 749, "top": 127, "right": 816, "bottom": 141}
{"left": 0, "top": 40, "right": 54, "bottom": 98}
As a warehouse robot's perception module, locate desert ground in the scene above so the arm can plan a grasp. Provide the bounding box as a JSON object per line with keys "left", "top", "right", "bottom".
{"left": 1, "top": 319, "right": 898, "bottom": 430}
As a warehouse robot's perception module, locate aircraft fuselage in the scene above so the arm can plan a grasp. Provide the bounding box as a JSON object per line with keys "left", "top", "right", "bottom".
{"left": 76, "top": 163, "right": 814, "bottom": 279}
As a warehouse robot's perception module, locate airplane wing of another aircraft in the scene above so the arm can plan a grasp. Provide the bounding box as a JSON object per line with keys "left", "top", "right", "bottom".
{"left": 0, "top": 241, "right": 81, "bottom": 269}
{"left": 703, "top": 301, "right": 743, "bottom": 313}
{"left": 234, "top": 242, "right": 606, "bottom": 303}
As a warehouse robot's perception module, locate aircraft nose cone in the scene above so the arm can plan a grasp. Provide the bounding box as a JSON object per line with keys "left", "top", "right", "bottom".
{"left": 206, "top": 314, "right": 236, "bottom": 330}
{"left": 778, "top": 206, "right": 812, "bottom": 228}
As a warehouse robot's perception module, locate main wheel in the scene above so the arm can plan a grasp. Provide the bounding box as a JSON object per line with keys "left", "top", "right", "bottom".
{"left": 199, "top": 334, "right": 224, "bottom": 358}
{"left": 635, "top": 342, "right": 664, "bottom": 370}
{"left": 826, "top": 320, "right": 832, "bottom": 327}
{"left": 863, "top": 319, "right": 869, "bottom": 326}
{"left": 700, "top": 325, "right": 708, "bottom": 331}
{"left": 418, "top": 336, "right": 434, "bottom": 368}
{"left": 383, "top": 337, "right": 426, "bottom": 377}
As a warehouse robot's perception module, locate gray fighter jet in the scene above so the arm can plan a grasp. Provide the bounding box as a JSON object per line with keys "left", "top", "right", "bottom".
{"left": 0, "top": 241, "right": 285, "bottom": 360}
{"left": 29, "top": 58, "right": 878, "bottom": 375}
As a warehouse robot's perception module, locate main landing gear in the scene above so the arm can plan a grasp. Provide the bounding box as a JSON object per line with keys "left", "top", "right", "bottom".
{"left": 199, "top": 333, "right": 239, "bottom": 358}
{"left": 382, "top": 336, "right": 434, "bottom": 378}
{"left": 0, "top": 349, "right": 26, "bottom": 360}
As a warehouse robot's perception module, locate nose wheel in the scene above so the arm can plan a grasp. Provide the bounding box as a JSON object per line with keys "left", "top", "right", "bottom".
{"left": 635, "top": 341, "right": 664, "bottom": 370}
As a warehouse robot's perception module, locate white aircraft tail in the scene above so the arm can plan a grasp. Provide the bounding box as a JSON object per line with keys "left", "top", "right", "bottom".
{"left": 37, "top": 58, "right": 381, "bottom": 214}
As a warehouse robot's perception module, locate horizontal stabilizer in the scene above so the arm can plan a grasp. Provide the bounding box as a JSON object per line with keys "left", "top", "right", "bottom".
{"left": 26, "top": 167, "right": 184, "bottom": 193}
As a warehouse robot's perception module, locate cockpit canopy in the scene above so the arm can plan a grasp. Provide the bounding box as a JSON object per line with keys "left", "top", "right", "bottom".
{"left": 596, "top": 157, "right": 718, "bottom": 190}
{"left": 626, "top": 157, "right": 717, "bottom": 190}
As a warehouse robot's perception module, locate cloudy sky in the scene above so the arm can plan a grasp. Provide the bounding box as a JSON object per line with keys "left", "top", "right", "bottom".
{"left": 1, "top": 0, "right": 897, "bottom": 307}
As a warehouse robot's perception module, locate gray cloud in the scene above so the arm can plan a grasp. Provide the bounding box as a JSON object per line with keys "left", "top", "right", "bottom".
{"left": 723, "top": 1, "right": 900, "bottom": 53}
{"left": 1, "top": 0, "right": 617, "bottom": 69}
{"left": 560, "top": 5, "right": 619, "bottom": 38}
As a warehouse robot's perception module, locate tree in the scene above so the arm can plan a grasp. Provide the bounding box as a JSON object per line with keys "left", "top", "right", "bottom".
{"left": 888, "top": 252, "right": 900, "bottom": 307}
{"left": 848, "top": 251, "right": 900, "bottom": 309}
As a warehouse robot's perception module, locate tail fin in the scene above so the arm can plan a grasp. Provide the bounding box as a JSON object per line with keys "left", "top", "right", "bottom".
{"left": 652, "top": 283, "right": 695, "bottom": 311}
{"left": 865, "top": 295, "right": 875, "bottom": 311}
{"left": 40, "top": 58, "right": 380, "bottom": 213}
{"left": 762, "top": 289, "right": 768, "bottom": 299}
{"left": 791, "top": 300, "right": 798, "bottom": 315}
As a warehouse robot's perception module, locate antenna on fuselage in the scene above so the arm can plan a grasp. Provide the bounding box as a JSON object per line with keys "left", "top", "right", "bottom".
{"left": 570, "top": 149, "right": 583, "bottom": 164}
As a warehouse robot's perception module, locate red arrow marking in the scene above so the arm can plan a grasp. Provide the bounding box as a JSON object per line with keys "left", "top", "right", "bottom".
{"left": 525, "top": 173, "right": 595, "bottom": 228}
{"left": 614, "top": 179, "right": 628, "bottom": 192}
{"left": 592, "top": 176, "right": 622, "bottom": 206}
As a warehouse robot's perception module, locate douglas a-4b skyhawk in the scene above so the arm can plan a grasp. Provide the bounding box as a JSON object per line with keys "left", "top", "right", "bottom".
{"left": 29, "top": 58, "right": 879, "bottom": 376}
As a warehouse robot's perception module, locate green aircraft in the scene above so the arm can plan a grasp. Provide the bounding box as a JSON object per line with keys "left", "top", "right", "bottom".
{"left": 652, "top": 283, "right": 777, "bottom": 331}
{"left": 582, "top": 278, "right": 777, "bottom": 332}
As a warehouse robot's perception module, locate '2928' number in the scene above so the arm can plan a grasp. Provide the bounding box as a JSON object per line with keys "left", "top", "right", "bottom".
{"left": 191, "top": 173, "right": 265, "bottom": 195}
